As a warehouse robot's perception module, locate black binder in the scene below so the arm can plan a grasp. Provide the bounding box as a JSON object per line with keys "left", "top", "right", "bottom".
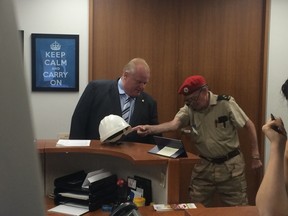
{"left": 53, "top": 171, "right": 118, "bottom": 211}
{"left": 134, "top": 175, "right": 152, "bottom": 206}
{"left": 54, "top": 170, "right": 86, "bottom": 189}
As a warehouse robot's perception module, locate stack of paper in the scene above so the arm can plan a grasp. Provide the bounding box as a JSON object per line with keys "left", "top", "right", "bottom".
{"left": 48, "top": 203, "right": 89, "bottom": 216}
{"left": 56, "top": 139, "right": 91, "bottom": 147}
{"left": 153, "top": 203, "right": 197, "bottom": 211}
{"left": 81, "top": 169, "right": 112, "bottom": 189}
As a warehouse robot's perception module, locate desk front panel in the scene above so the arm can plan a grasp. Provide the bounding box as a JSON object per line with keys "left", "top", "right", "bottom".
{"left": 44, "top": 152, "right": 168, "bottom": 204}
{"left": 39, "top": 139, "right": 200, "bottom": 204}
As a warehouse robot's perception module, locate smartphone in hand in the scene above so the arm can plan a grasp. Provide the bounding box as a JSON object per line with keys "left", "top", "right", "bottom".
{"left": 270, "top": 113, "right": 283, "bottom": 135}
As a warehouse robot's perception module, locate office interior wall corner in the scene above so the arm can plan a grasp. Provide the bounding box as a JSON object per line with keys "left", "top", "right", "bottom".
{"left": 0, "top": 0, "right": 44, "bottom": 215}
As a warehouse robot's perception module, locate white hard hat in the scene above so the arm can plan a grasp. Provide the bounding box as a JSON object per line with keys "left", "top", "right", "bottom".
{"left": 99, "top": 114, "right": 132, "bottom": 143}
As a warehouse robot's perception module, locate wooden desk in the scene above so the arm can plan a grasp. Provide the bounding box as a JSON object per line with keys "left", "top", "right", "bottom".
{"left": 45, "top": 197, "right": 183, "bottom": 216}
{"left": 185, "top": 206, "right": 259, "bottom": 216}
{"left": 46, "top": 197, "right": 258, "bottom": 216}
{"left": 38, "top": 139, "right": 200, "bottom": 204}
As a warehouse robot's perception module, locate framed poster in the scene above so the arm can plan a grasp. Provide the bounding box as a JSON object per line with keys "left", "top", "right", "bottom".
{"left": 31, "top": 34, "right": 79, "bottom": 91}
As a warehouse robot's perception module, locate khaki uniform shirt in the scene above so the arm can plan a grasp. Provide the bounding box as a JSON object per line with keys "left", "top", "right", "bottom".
{"left": 176, "top": 91, "right": 248, "bottom": 158}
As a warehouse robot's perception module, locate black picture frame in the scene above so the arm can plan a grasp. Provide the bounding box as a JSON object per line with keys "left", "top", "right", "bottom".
{"left": 31, "top": 34, "right": 79, "bottom": 92}
{"left": 19, "top": 30, "right": 24, "bottom": 56}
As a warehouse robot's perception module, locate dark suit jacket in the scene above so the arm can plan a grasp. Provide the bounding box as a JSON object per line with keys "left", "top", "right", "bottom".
{"left": 69, "top": 79, "right": 160, "bottom": 144}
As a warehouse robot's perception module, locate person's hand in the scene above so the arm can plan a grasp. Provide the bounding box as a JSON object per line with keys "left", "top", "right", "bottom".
{"left": 262, "top": 116, "right": 287, "bottom": 144}
{"left": 132, "top": 125, "right": 151, "bottom": 136}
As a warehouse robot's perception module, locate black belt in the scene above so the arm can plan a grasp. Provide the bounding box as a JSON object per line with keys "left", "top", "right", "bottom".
{"left": 199, "top": 149, "right": 240, "bottom": 164}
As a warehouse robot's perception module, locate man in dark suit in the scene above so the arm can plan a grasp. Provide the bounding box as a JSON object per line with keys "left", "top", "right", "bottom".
{"left": 69, "top": 58, "right": 159, "bottom": 144}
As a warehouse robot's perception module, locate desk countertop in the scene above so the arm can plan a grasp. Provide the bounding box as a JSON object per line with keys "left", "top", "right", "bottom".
{"left": 45, "top": 197, "right": 259, "bottom": 216}
{"left": 37, "top": 139, "right": 199, "bottom": 165}
{"left": 45, "top": 197, "right": 183, "bottom": 216}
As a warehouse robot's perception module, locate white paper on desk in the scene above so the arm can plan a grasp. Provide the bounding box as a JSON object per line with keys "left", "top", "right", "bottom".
{"left": 153, "top": 203, "right": 197, "bottom": 211}
{"left": 153, "top": 204, "right": 173, "bottom": 211}
{"left": 157, "top": 146, "right": 178, "bottom": 157}
{"left": 48, "top": 204, "right": 89, "bottom": 216}
{"left": 56, "top": 139, "right": 91, "bottom": 147}
{"left": 81, "top": 169, "right": 105, "bottom": 188}
{"left": 58, "top": 192, "right": 89, "bottom": 200}
{"left": 88, "top": 171, "right": 111, "bottom": 183}
{"left": 82, "top": 169, "right": 112, "bottom": 189}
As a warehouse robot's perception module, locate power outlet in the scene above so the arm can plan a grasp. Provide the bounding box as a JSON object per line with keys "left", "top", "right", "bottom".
{"left": 57, "top": 132, "right": 69, "bottom": 139}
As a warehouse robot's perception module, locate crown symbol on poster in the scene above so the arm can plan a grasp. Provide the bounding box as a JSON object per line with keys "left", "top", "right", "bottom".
{"left": 50, "top": 41, "right": 61, "bottom": 50}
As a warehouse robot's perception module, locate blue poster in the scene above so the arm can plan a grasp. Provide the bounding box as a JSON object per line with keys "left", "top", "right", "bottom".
{"left": 32, "top": 34, "right": 79, "bottom": 91}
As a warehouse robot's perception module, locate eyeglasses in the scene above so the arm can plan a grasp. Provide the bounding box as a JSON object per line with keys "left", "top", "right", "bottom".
{"left": 185, "top": 86, "right": 205, "bottom": 105}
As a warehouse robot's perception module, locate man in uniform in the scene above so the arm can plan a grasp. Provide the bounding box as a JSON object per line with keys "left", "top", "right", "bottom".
{"left": 134, "top": 75, "right": 262, "bottom": 206}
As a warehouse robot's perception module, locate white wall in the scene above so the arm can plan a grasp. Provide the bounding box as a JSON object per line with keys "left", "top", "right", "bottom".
{"left": 14, "top": 0, "right": 89, "bottom": 139}
{"left": 265, "top": 0, "right": 288, "bottom": 163}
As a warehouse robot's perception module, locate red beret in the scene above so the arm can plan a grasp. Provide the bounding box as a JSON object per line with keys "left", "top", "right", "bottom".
{"left": 178, "top": 75, "right": 207, "bottom": 96}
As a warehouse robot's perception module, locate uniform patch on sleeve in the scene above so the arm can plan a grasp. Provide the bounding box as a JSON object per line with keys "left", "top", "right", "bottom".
{"left": 217, "top": 95, "right": 231, "bottom": 101}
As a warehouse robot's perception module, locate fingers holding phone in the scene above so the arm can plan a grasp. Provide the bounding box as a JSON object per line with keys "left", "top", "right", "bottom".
{"left": 262, "top": 114, "right": 287, "bottom": 141}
